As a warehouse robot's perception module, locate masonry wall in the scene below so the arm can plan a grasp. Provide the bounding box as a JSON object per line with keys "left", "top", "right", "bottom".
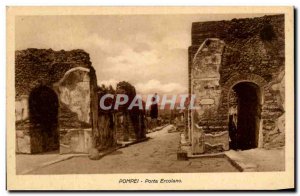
{"left": 15, "top": 49, "right": 99, "bottom": 154}
{"left": 95, "top": 88, "right": 117, "bottom": 151}
{"left": 114, "top": 82, "right": 146, "bottom": 143}
{"left": 189, "top": 15, "right": 285, "bottom": 154}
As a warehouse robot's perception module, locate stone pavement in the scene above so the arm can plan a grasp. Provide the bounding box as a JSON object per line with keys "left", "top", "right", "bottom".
{"left": 225, "top": 148, "right": 285, "bottom": 172}
{"left": 18, "top": 125, "right": 238, "bottom": 174}
{"left": 16, "top": 125, "right": 284, "bottom": 174}
{"left": 16, "top": 152, "right": 87, "bottom": 174}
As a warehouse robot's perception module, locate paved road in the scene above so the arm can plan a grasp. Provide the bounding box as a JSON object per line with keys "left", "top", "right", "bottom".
{"left": 29, "top": 125, "right": 238, "bottom": 174}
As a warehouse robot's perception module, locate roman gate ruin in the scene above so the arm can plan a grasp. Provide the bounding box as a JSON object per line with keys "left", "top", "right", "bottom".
{"left": 15, "top": 49, "right": 99, "bottom": 154}
{"left": 188, "top": 14, "right": 285, "bottom": 154}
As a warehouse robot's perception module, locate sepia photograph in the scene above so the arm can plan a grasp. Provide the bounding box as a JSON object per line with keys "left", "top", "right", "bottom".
{"left": 6, "top": 6, "right": 294, "bottom": 190}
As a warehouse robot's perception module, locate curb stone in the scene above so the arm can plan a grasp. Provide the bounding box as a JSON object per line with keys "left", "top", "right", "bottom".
{"left": 224, "top": 150, "right": 258, "bottom": 172}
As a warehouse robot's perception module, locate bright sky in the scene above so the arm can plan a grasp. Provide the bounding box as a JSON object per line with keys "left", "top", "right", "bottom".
{"left": 15, "top": 14, "right": 267, "bottom": 96}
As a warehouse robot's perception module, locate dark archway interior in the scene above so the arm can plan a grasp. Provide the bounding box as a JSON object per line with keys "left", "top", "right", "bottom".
{"left": 229, "top": 82, "right": 261, "bottom": 150}
{"left": 29, "top": 86, "right": 59, "bottom": 153}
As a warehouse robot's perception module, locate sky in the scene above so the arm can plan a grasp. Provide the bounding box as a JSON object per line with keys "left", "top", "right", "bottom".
{"left": 15, "top": 14, "right": 267, "bottom": 96}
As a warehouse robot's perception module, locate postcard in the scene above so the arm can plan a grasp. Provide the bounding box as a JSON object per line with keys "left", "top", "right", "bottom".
{"left": 6, "top": 6, "right": 294, "bottom": 190}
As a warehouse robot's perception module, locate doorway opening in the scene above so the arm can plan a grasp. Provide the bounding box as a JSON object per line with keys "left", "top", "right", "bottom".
{"left": 29, "top": 86, "right": 59, "bottom": 153}
{"left": 228, "top": 82, "right": 262, "bottom": 150}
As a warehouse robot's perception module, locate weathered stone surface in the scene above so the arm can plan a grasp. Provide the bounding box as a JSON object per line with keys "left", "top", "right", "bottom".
{"left": 88, "top": 147, "right": 101, "bottom": 160}
{"left": 191, "top": 124, "right": 204, "bottom": 154}
{"left": 16, "top": 130, "right": 31, "bottom": 153}
{"left": 204, "top": 144, "right": 224, "bottom": 153}
{"left": 60, "top": 129, "right": 92, "bottom": 154}
{"left": 95, "top": 111, "right": 116, "bottom": 151}
{"left": 189, "top": 15, "right": 285, "bottom": 153}
{"left": 15, "top": 49, "right": 99, "bottom": 154}
{"left": 114, "top": 81, "right": 146, "bottom": 143}
{"left": 264, "top": 69, "right": 285, "bottom": 148}
{"left": 15, "top": 49, "right": 92, "bottom": 98}
{"left": 192, "top": 39, "right": 225, "bottom": 80}
{"left": 204, "top": 131, "right": 229, "bottom": 151}
{"left": 199, "top": 98, "right": 215, "bottom": 105}
{"left": 15, "top": 96, "right": 29, "bottom": 121}
{"left": 191, "top": 39, "right": 224, "bottom": 154}
{"left": 56, "top": 68, "right": 91, "bottom": 124}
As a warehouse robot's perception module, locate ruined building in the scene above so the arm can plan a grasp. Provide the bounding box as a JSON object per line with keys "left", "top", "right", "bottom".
{"left": 96, "top": 85, "right": 116, "bottom": 151}
{"left": 15, "top": 49, "right": 99, "bottom": 154}
{"left": 114, "top": 81, "right": 146, "bottom": 142}
{"left": 187, "top": 14, "right": 285, "bottom": 154}
{"left": 15, "top": 49, "right": 148, "bottom": 154}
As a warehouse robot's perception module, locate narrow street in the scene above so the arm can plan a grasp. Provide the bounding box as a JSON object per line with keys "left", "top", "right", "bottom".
{"left": 28, "top": 125, "right": 238, "bottom": 174}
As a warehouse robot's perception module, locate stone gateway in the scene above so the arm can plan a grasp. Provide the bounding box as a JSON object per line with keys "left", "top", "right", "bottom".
{"left": 187, "top": 14, "right": 285, "bottom": 154}
{"left": 15, "top": 49, "right": 99, "bottom": 154}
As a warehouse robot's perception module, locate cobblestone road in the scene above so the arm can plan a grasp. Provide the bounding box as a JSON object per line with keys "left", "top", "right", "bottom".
{"left": 29, "top": 125, "right": 238, "bottom": 174}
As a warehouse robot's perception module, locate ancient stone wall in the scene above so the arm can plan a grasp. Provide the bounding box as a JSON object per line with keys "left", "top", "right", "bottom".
{"left": 15, "top": 49, "right": 99, "bottom": 154}
{"left": 95, "top": 86, "right": 117, "bottom": 151}
{"left": 114, "top": 81, "right": 146, "bottom": 143}
{"left": 189, "top": 15, "right": 285, "bottom": 154}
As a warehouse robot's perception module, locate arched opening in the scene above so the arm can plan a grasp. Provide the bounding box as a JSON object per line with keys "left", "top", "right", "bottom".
{"left": 29, "top": 86, "right": 59, "bottom": 153}
{"left": 228, "top": 82, "right": 262, "bottom": 150}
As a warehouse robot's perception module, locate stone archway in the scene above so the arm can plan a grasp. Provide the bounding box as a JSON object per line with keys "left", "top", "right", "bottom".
{"left": 223, "top": 73, "right": 267, "bottom": 150}
{"left": 29, "top": 86, "right": 59, "bottom": 153}
{"left": 228, "top": 82, "right": 262, "bottom": 150}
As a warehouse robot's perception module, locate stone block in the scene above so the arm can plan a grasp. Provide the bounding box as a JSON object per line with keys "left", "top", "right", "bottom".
{"left": 199, "top": 98, "right": 215, "bottom": 105}
{"left": 16, "top": 132, "right": 31, "bottom": 154}
{"left": 60, "top": 129, "right": 92, "bottom": 154}
{"left": 204, "top": 131, "right": 229, "bottom": 151}
{"left": 88, "top": 148, "right": 100, "bottom": 160}
{"left": 192, "top": 128, "right": 204, "bottom": 154}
